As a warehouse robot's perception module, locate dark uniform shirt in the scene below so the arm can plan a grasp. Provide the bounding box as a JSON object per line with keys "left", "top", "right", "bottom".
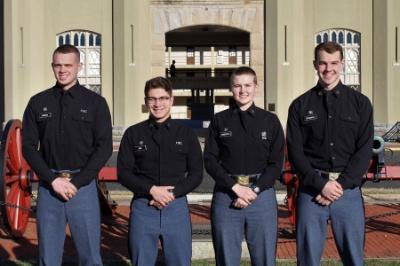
{"left": 117, "top": 118, "right": 203, "bottom": 197}
{"left": 204, "top": 104, "right": 285, "bottom": 192}
{"left": 286, "top": 82, "right": 374, "bottom": 191}
{"left": 22, "top": 82, "right": 113, "bottom": 189}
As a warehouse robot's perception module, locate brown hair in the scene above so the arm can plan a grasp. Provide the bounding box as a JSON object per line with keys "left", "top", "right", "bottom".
{"left": 144, "top": 76, "right": 173, "bottom": 97}
{"left": 230, "top": 66, "right": 257, "bottom": 86}
{"left": 314, "top": 42, "right": 343, "bottom": 61}
{"left": 53, "top": 44, "right": 80, "bottom": 61}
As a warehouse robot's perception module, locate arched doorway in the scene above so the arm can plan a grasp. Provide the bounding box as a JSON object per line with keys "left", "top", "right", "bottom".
{"left": 165, "top": 25, "right": 250, "bottom": 121}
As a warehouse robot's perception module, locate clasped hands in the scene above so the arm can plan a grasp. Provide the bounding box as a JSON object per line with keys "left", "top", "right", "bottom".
{"left": 315, "top": 180, "right": 343, "bottom": 206}
{"left": 149, "top": 185, "right": 175, "bottom": 209}
{"left": 231, "top": 184, "right": 258, "bottom": 209}
{"left": 51, "top": 177, "right": 77, "bottom": 201}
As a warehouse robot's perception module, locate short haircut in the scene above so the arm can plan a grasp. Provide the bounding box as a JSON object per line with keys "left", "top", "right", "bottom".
{"left": 144, "top": 76, "right": 173, "bottom": 97}
{"left": 314, "top": 42, "right": 343, "bottom": 61}
{"left": 230, "top": 66, "right": 257, "bottom": 86}
{"left": 53, "top": 44, "right": 80, "bottom": 61}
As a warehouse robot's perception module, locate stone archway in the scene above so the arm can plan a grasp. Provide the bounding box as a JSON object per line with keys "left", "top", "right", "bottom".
{"left": 150, "top": 1, "right": 264, "bottom": 112}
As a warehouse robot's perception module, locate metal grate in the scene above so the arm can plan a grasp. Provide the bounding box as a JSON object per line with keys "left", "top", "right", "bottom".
{"left": 382, "top": 122, "right": 400, "bottom": 142}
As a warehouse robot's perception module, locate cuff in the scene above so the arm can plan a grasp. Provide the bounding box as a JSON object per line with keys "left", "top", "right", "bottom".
{"left": 337, "top": 174, "right": 355, "bottom": 189}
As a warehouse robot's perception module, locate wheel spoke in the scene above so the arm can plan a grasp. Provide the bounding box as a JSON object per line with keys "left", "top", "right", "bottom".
{"left": 7, "top": 128, "right": 22, "bottom": 172}
{"left": 6, "top": 182, "right": 31, "bottom": 237}
{"left": 4, "top": 174, "right": 19, "bottom": 185}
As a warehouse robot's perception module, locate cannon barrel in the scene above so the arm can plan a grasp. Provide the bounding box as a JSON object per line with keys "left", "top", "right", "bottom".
{"left": 373, "top": 135, "right": 385, "bottom": 154}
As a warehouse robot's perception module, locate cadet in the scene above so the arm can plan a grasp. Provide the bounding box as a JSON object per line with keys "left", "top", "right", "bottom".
{"left": 117, "top": 77, "right": 203, "bottom": 266}
{"left": 204, "top": 67, "right": 284, "bottom": 266}
{"left": 22, "top": 44, "right": 113, "bottom": 265}
{"left": 286, "top": 42, "right": 373, "bottom": 266}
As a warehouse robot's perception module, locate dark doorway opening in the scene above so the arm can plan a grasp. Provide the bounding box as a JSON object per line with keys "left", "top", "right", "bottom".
{"left": 165, "top": 25, "right": 250, "bottom": 121}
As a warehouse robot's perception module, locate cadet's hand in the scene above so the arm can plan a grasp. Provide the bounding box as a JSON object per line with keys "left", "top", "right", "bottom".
{"left": 231, "top": 184, "right": 257, "bottom": 204}
{"left": 232, "top": 197, "right": 250, "bottom": 209}
{"left": 51, "top": 177, "right": 77, "bottom": 201}
{"left": 149, "top": 186, "right": 175, "bottom": 207}
{"left": 315, "top": 193, "right": 332, "bottom": 206}
{"left": 321, "top": 181, "right": 343, "bottom": 201}
{"left": 149, "top": 199, "right": 164, "bottom": 209}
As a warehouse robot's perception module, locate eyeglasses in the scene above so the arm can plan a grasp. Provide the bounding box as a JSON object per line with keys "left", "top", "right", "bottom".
{"left": 145, "top": 96, "right": 171, "bottom": 104}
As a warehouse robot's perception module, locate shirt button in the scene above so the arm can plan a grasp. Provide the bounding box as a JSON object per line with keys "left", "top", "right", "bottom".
{"left": 330, "top": 142, "right": 334, "bottom": 146}
{"left": 328, "top": 115, "right": 333, "bottom": 119}
{"left": 331, "top": 156, "right": 336, "bottom": 160}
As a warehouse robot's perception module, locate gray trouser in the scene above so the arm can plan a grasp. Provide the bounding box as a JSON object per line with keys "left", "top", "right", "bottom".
{"left": 129, "top": 196, "right": 192, "bottom": 266}
{"left": 296, "top": 187, "right": 365, "bottom": 266}
{"left": 211, "top": 188, "right": 278, "bottom": 266}
{"left": 37, "top": 179, "right": 102, "bottom": 266}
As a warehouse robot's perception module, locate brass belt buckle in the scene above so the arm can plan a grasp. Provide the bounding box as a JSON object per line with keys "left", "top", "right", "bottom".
{"left": 60, "top": 172, "right": 71, "bottom": 180}
{"left": 237, "top": 175, "right": 250, "bottom": 186}
{"left": 329, "top": 172, "right": 340, "bottom": 181}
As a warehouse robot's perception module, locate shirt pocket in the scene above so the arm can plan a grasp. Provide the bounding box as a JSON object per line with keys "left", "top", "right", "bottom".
{"left": 170, "top": 141, "right": 188, "bottom": 166}
{"left": 72, "top": 111, "right": 94, "bottom": 139}
{"left": 132, "top": 144, "right": 148, "bottom": 165}
{"left": 251, "top": 130, "right": 272, "bottom": 159}
{"left": 300, "top": 118, "right": 324, "bottom": 141}
{"left": 36, "top": 112, "right": 54, "bottom": 135}
{"left": 339, "top": 112, "right": 360, "bottom": 139}
{"left": 72, "top": 112, "right": 94, "bottom": 123}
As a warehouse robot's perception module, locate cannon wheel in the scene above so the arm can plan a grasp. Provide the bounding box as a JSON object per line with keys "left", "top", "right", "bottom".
{"left": 0, "top": 119, "right": 32, "bottom": 237}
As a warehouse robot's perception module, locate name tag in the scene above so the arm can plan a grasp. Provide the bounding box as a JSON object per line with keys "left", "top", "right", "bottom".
{"left": 303, "top": 110, "right": 319, "bottom": 122}
{"left": 39, "top": 112, "right": 52, "bottom": 119}
{"left": 133, "top": 145, "right": 147, "bottom": 152}
{"left": 219, "top": 131, "right": 232, "bottom": 138}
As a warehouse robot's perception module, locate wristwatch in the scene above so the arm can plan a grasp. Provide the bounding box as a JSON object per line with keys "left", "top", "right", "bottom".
{"left": 168, "top": 188, "right": 175, "bottom": 197}
{"left": 251, "top": 184, "right": 260, "bottom": 194}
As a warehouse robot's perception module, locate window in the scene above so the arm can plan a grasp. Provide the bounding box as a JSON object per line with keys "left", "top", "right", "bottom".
{"left": 57, "top": 30, "right": 102, "bottom": 94}
{"left": 315, "top": 29, "right": 361, "bottom": 91}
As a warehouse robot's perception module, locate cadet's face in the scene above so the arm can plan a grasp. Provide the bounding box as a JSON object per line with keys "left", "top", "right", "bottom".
{"left": 145, "top": 88, "right": 174, "bottom": 123}
{"left": 231, "top": 74, "right": 257, "bottom": 110}
{"left": 52, "top": 52, "right": 82, "bottom": 90}
{"left": 314, "top": 50, "right": 344, "bottom": 90}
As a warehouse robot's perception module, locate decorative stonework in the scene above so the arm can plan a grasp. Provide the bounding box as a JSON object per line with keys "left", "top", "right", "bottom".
{"left": 152, "top": 5, "right": 259, "bottom": 33}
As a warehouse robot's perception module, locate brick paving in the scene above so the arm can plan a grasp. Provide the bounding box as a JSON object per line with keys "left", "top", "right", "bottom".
{"left": 1, "top": 203, "right": 400, "bottom": 262}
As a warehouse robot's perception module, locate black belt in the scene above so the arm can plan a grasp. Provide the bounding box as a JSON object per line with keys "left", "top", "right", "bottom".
{"left": 229, "top": 173, "right": 261, "bottom": 186}
{"left": 51, "top": 169, "right": 80, "bottom": 179}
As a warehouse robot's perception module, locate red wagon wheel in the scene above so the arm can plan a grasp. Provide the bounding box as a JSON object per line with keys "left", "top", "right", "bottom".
{"left": 0, "top": 119, "right": 32, "bottom": 237}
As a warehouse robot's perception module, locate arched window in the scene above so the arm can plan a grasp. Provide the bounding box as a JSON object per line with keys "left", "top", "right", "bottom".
{"left": 74, "top": 33, "right": 79, "bottom": 46}
{"left": 58, "top": 36, "right": 64, "bottom": 46}
{"left": 316, "top": 35, "right": 322, "bottom": 44}
{"left": 323, "top": 33, "right": 329, "bottom": 42}
{"left": 89, "top": 34, "right": 94, "bottom": 46}
{"left": 332, "top": 32, "right": 337, "bottom": 43}
{"left": 56, "top": 30, "right": 102, "bottom": 94}
{"left": 315, "top": 29, "right": 361, "bottom": 91}
{"left": 354, "top": 34, "right": 360, "bottom": 44}
{"left": 347, "top": 33, "right": 352, "bottom": 44}
{"left": 80, "top": 34, "right": 85, "bottom": 46}
{"left": 339, "top": 32, "right": 344, "bottom": 44}
{"left": 96, "top": 35, "right": 101, "bottom": 46}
